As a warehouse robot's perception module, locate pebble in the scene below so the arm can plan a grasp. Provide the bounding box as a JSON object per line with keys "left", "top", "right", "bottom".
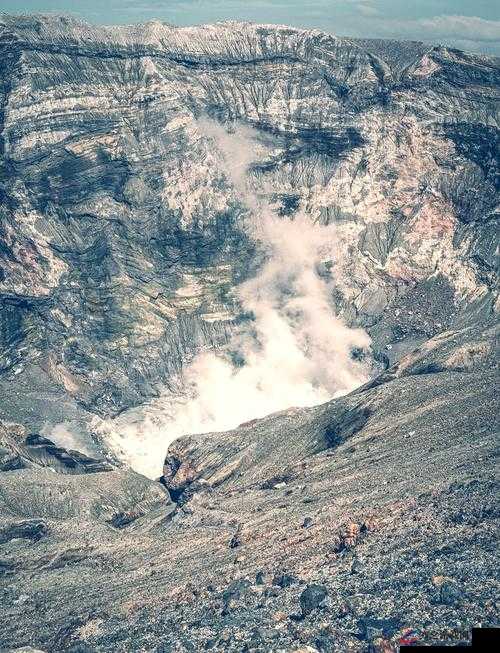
{"left": 255, "top": 570, "right": 265, "bottom": 585}
{"left": 300, "top": 584, "right": 328, "bottom": 615}
{"left": 273, "top": 572, "right": 298, "bottom": 588}
{"left": 440, "top": 580, "right": 463, "bottom": 605}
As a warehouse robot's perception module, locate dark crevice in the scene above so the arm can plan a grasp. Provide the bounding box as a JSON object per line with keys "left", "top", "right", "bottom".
{"left": 323, "top": 406, "right": 372, "bottom": 449}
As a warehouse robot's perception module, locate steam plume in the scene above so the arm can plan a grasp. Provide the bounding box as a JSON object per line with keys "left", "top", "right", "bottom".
{"left": 95, "top": 119, "right": 371, "bottom": 478}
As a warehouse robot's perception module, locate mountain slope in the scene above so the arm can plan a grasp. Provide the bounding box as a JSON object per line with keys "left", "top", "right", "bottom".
{"left": 0, "top": 15, "right": 498, "bottom": 441}
{"left": 0, "top": 16, "right": 498, "bottom": 652}
{"left": 0, "top": 322, "right": 498, "bottom": 651}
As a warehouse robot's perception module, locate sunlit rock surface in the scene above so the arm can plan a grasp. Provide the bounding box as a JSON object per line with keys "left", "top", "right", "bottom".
{"left": 0, "top": 15, "right": 498, "bottom": 652}
{"left": 0, "top": 15, "right": 498, "bottom": 432}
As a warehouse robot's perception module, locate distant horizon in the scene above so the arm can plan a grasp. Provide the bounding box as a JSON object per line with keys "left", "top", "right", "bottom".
{"left": 3, "top": 11, "right": 496, "bottom": 61}
{"left": 1, "top": 11, "right": 498, "bottom": 59}
{"left": 1, "top": 1, "right": 499, "bottom": 56}
{"left": 1, "top": 10, "right": 475, "bottom": 43}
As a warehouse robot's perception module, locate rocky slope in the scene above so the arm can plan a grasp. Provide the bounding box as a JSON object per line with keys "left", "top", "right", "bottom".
{"left": 0, "top": 15, "right": 498, "bottom": 440}
{"left": 0, "top": 320, "right": 498, "bottom": 652}
{"left": 0, "top": 14, "right": 498, "bottom": 653}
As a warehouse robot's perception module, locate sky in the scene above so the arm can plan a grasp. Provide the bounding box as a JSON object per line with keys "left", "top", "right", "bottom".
{"left": 1, "top": 1, "right": 499, "bottom": 55}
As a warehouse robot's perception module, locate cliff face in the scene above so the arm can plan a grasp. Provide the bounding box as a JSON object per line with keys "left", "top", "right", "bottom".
{"left": 0, "top": 15, "right": 499, "bottom": 653}
{"left": 0, "top": 15, "right": 498, "bottom": 438}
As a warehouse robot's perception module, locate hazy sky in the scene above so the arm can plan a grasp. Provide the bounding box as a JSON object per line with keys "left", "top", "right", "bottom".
{"left": 1, "top": 1, "right": 499, "bottom": 54}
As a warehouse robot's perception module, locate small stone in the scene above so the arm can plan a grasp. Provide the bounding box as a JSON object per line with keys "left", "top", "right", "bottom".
{"left": 314, "top": 634, "right": 335, "bottom": 652}
{"left": 431, "top": 574, "right": 448, "bottom": 587}
{"left": 360, "top": 517, "right": 379, "bottom": 532}
{"left": 273, "top": 610, "right": 287, "bottom": 622}
{"left": 255, "top": 570, "right": 265, "bottom": 585}
{"left": 350, "top": 558, "right": 363, "bottom": 574}
{"left": 358, "top": 617, "right": 400, "bottom": 640}
{"left": 229, "top": 533, "right": 241, "bottom": 549}
{"left": 440, "top": 581, "right": 463, "bottom": 605}
{"left": 341, "top": 521, "right": 360, "bottom": 546}
{"left": 264, "top": 586, "right": 280, "bottom": 597}
{"left": 13, "top": 594, "right": 30, "bottom": 604}
{"left": 273, "top": 572, "right": 299, "bottom": 588}
{"left": 221, "top": 578, "right": 251, "bottom": 609}
{"left": 370, "top": 638, "right": 397, "bottom": 653}
{"left": 302, "top": 516, "right": 314, "bottom": 529}
{"left": 300, "top": 584, "right": 328, "bottom": 615}
{"left": 251, "top": 627, "right": 279, "bottom": 641}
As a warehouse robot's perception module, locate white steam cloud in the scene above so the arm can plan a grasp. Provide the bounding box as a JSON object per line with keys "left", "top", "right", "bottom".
{"left": 96, "top": 119, "right": 371, "bottom": 478}
{"left": 42, "top": 421, "right": 98, "bottom": 457}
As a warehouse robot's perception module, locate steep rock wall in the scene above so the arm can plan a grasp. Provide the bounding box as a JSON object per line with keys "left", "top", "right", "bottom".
{"left": 0, "top": 15, "right": 498, "bottom": 431}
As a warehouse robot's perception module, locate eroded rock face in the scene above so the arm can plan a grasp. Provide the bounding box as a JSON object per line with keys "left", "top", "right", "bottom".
{"left": 0, "top": 15, "right": 498, "bottom": 433}
{"left": 0, "top": 421, "right": 113, "bottom": 473}
{"left": 0, "top": 18, "right": 498, "bottom": 651}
